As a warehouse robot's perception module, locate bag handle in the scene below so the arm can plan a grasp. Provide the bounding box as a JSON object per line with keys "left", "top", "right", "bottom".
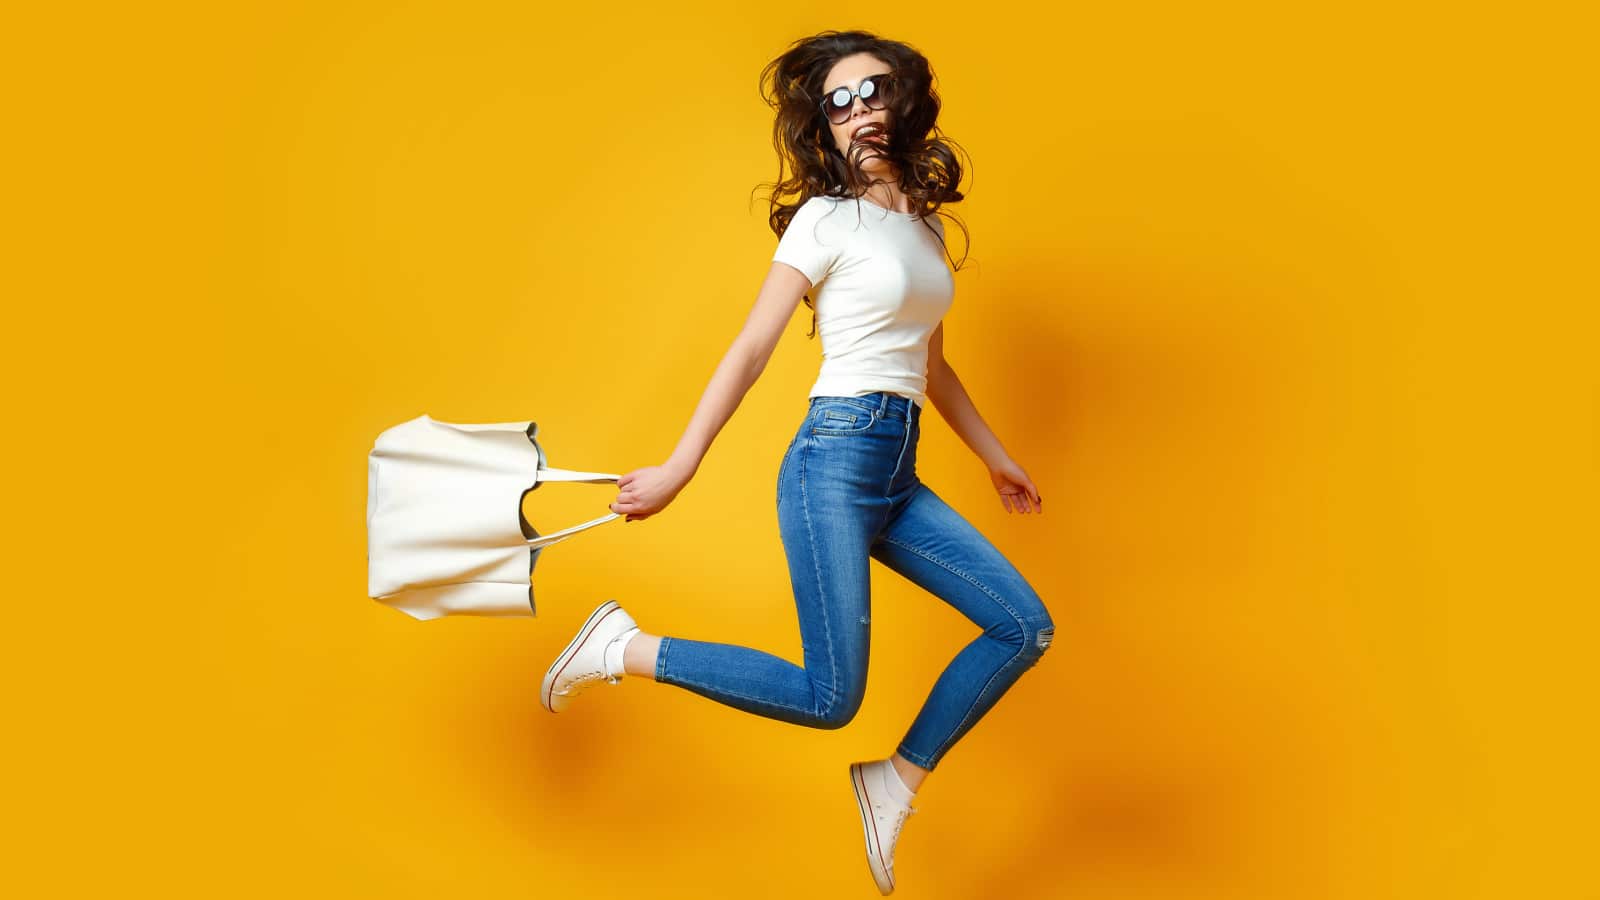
{"left": 525, "top": 467, "right": 622, "bottom": 550}
{"left": 536, "top": 467, "right": 620, "bottom": 484}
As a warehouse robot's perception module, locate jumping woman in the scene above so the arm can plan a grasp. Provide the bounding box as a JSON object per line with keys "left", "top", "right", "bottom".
{"left": 540, "top": 29, "right": 1054, "bottom": 895}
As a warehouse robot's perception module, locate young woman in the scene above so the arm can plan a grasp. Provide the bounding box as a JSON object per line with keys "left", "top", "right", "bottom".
{"left": 539, "top": 30, "right": 1053, "bottom": 895}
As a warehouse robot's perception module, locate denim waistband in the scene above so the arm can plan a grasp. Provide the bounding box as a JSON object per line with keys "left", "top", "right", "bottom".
{"left": 809, "top": 391, "right": 921, "bottom": 423}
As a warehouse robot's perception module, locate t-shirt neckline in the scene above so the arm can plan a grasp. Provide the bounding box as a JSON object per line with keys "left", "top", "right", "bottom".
{"left": 847, "top": 195, "right": 919, "bottom": 218}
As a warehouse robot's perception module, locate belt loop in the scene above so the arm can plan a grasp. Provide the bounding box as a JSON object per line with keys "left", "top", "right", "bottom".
{"left": 877, "top": 392, "right": 889, "bottom": 419}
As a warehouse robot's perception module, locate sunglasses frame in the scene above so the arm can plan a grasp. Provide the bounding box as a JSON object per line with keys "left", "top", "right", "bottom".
{"left": 819, "top": 73, "right": 896, "bottom": 125}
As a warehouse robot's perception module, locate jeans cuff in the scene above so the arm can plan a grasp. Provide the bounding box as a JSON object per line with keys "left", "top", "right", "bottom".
{"left": 895, "top": 744, "right": 936, "bottom": 772}
{"left": 654, "top": 635, "right": 672, "bottom": 682}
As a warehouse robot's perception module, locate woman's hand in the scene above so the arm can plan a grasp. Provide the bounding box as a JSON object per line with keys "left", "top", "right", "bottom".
{"left": 610, "top": 461, "right": 693, "bottom": 522}
{"left": 988, "top": 458, "right": 1042, "bottom": 514}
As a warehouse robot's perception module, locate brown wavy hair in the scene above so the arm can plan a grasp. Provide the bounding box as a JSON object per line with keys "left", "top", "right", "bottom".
{"left": 753, "top": 30, "right": 971, "bottom": 338}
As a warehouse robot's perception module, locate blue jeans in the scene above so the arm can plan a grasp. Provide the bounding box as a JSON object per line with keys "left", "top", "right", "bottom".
{"left": 653, "top": 391, "right": 1054, "bottom": 772}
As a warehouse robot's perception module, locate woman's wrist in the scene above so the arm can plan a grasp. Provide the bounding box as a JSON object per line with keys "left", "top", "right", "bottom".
{"left": 665, "top": 454, "right": 699, "bottom": 482}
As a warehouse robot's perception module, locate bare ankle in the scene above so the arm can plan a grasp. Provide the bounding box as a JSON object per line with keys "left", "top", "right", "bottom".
{"left": 622, "top": 632, "right": 662, "bottom": 680}
{"left": 889, "top": 753, "right": 930, "bottom": 793}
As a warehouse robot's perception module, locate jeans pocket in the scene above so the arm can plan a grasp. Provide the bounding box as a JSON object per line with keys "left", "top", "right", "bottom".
{"left": 810, "top": 404, "right": 877, "bottom": 435}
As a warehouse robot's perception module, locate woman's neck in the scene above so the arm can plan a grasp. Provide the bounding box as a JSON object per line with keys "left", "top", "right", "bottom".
{"left": 862, "top": 172, "right": 907, "bottom": 213}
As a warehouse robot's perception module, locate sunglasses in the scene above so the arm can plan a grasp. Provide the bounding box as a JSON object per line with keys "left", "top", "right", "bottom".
{"left": 819, "top": 73, "right": 896, "bottom": 125}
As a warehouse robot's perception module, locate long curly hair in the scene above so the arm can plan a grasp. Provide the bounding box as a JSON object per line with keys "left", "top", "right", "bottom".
{"left": 753, "top": 30, "right": 971, "bottom": 338}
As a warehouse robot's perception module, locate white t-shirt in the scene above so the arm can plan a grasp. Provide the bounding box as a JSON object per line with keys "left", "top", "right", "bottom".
{"left": 771, "top": 195, "right": 955, "bottom": 408}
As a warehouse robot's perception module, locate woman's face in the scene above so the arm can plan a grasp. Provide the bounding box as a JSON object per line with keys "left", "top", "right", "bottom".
{"left": 822, "top": 53, "right": 895, "bottom": 175}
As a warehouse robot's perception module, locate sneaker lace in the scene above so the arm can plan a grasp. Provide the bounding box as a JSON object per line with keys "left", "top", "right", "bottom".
{"left": 556, "top": 669, "right": 618, "bottom": 695}
{"left": 886, "top": 804, "right": 917, "bottom": 866}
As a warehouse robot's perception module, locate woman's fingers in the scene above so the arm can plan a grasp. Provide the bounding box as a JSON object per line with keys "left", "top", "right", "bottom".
{"left": 1000, "top": 490, "right": 1035, "bottom": 514}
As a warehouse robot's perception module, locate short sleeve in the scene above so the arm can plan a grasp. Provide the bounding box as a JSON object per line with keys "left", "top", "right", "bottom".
{"left": 772, "top": 198, "right": 840, "bottom": 288}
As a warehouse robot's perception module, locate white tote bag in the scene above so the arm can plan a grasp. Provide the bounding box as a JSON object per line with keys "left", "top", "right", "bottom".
{"left": 366, "top": 414, "right": 621, "bottom": 620}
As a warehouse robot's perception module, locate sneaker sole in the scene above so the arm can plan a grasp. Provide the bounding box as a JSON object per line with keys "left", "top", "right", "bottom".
{"left": 849, "top": 762, "right": 895, "bottom": 895}
{"left": 540, "top": 599, "right": 622, "bottom": 713}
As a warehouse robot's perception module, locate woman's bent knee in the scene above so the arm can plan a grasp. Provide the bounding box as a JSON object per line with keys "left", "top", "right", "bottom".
{"left": 814, "top": 688, "right": 864, "bottom": 729}
{"left": 1015, "top": 598, "right": 1055, "bottom": 663}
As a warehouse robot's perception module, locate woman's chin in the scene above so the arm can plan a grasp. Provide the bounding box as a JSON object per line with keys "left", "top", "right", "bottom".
{"left": 856, "top": 153, "right": 894, "bottom": 173}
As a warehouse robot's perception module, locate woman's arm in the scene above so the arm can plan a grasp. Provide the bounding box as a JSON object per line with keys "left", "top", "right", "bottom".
{"left": 664, "top": 261, "right": 810, "bottom": 476}
{"left": 923, "top": 322, "right": 1011, "bottom": 469}
{"left": 610, "top": 261, "right": 811, "bottom": 521}
{"left": 924, "top": 321, "right": 1044, "bottom": 513}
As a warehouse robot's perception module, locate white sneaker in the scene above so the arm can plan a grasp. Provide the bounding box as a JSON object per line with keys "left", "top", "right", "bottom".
{"left": 848, "top": 759, "right": 919, "bottom": 895}
{"left": 540, "top": 599, "right": 640, "bottom": 713}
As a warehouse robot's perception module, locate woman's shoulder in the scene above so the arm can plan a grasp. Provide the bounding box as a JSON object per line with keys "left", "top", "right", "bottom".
{"left": 787, "top": 194, "right": 846, "bottom": 226}
{"left": 797, "top": 194, "right": 846, "bottom": 211}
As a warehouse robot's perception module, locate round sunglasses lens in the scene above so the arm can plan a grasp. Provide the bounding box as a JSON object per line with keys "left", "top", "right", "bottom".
{"left": 867, "top": 76, "right": 892, "bottom": 108}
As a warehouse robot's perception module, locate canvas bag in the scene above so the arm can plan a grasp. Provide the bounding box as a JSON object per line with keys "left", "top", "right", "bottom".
{"left": 366, "top": 414, "right": 620, "bottom": 620}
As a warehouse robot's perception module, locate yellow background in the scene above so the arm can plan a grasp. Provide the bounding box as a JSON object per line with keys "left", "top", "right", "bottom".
{"left": 5, "top": 2, "right": 1595, "bottom": 897}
